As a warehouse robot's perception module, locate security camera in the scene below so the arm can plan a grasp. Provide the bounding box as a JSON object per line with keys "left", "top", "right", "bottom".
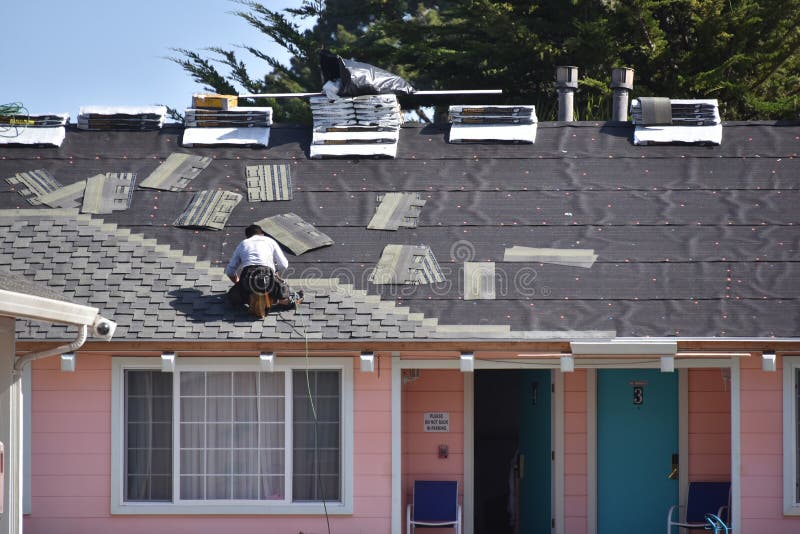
{"left": 92, "top": 315, "right": 117, "bottom": 341}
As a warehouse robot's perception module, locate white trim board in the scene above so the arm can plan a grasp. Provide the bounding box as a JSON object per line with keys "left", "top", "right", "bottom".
{"left": 553, "top": 371, "right": 565, "bottom": 534}
{"left": 782, "top": 356, "right": 800, "bottom": 515}
{"left": 22, "top": 364, "right": 31, "bottom": 515}
{"left": 463, "top": 373, "right": 475, "bottom": 534}
{"left": 391, "top": 354, "right": 402, "bottom": 534}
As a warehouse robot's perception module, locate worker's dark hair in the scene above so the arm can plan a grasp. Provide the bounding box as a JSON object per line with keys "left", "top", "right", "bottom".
{"left": 245, "top": 224, "right": 265, "bottom": 238}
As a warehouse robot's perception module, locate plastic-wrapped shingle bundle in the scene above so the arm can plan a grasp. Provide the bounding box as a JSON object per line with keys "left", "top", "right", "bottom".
{"left": 182, "top": 106, "right": 273, "bottom": 147}
{"left": 309, "top": 94, "right": 402, "bottom": 158}
{"left": 448, "top": 105, "right": 537, "bottom": 143}
{"left": 630, "top": 98, "right": 722, "bottom": 145}
{"left": 0, "top": 113, "right": 69, "bottom": 146}
{"left": 77, "top": 105, "right": 166, "bottom": 131}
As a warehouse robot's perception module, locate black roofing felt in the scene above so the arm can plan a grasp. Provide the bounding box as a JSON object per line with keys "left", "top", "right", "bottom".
{"left": 1, "top": 121, "right": 799, "bottom": 341}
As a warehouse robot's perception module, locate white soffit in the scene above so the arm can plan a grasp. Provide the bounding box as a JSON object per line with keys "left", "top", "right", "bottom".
{"left": 0, "top": 289, "right": 99, "bottom": 326}
{"left": 570, "top": 340, "right": 678, "bottom": 355}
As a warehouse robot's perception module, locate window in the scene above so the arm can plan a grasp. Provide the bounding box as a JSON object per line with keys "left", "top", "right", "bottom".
{"left": 112, "top": 357, "right": 353, "bottom": 515}
{"left": 783, "top": 356, "right": 800, "bottom": 515}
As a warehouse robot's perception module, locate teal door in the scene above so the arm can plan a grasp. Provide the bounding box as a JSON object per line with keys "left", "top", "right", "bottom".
{"left": 518, "top": 370, "right": 551, "bottom": 534}
{"left": 597, "top": 369, "right": 678, "bottom": 534}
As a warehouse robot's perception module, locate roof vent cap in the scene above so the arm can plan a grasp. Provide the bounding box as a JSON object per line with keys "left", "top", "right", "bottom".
{"left": 611, "top": 67, "right": 635, "bottom": 90}
{"left": 555, "top": 66, "right": 579, "bottom": 89}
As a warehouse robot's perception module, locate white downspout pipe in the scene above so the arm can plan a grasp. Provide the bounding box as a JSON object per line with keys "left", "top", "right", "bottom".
{"left": 12, "top": 325, "right": 87, "bottom": 375}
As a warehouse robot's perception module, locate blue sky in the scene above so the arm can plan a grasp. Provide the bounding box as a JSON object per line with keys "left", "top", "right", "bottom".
{"left": 1, "top": 0, "right": 308, "bottom": 119}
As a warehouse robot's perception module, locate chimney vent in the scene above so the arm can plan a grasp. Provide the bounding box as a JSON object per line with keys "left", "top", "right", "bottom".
{"left": 555, "top": 66, "right": 579, "bottom": 121}
{"left": 610, "top": 67, "right": 635, "bottom": 122}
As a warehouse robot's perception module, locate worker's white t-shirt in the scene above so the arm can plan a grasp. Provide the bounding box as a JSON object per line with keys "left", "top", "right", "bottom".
{"left": 225, "top": 235, "right": 289, "bottom": 277}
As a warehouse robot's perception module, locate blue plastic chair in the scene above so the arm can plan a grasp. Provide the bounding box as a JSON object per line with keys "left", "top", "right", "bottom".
{"left": 407, "top": 480, "right": 462, "bottom": 534}
{"left": 667, "top": 481, "right": 731, "bottom": 534}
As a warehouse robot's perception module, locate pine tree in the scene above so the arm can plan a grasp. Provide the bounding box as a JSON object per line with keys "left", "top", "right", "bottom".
{"left": 171, "top": 0, "right": 800, "bottom": 121}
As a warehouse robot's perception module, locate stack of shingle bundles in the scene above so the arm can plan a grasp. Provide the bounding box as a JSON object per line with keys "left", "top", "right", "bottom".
{"left": 630, "top": 98, "right": 722, "bottom": 145}
{"left": 77, "top": 105, "right": 167, "bottom": 131}
{"left": 309, "top": 94, "right": 402, "bottom": 158}
{"left": 182, "top": 106, "right": 273, "bottom": 147}
{"left": 0, "top": 113, "right": 69, "bottom": 146}
{"left": 448, "top": 105, "right": 537, "bottom": 143}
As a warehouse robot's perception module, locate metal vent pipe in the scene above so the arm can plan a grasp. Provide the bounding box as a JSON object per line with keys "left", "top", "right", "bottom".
{"left": 610, "top": 67, "right": 635, "bottom": 122}
{"left": 555, "top": 66, "right": 579, "bottom": 121}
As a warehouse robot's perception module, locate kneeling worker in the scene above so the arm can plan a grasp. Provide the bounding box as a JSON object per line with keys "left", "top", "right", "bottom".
{"left": 226, "top": 224, "right": 303, "bottom": 314}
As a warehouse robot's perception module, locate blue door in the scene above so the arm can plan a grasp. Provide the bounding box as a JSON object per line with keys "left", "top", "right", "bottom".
{"left": 518, "top": 370, "right": 551, "bottom": 533}
{"left": 597, "top": 369, "right": 678, "bottom": 534}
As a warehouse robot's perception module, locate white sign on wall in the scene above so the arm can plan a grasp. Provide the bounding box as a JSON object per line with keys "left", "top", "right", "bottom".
{"left": 423, "top": 412, "right": 450, "bottom": 432}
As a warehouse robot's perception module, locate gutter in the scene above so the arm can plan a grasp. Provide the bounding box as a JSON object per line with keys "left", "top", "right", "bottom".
{"left": 12, "top": 325, "right": 88, "bottom": 376}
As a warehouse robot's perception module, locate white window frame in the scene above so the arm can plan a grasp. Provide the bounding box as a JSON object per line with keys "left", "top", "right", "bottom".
{"left": 111, "top": 356, "right": 353, "bottom": 515}
{"left": 784, "top": 356, "right": 800, "bottom": 515}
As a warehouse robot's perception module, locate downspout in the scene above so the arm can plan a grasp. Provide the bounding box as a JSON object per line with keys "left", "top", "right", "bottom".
{"left": 12, "top": 324, "right": 87, "bottom": 375}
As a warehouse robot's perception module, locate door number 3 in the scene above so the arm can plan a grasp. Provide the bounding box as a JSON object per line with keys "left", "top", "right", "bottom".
{"left": 633, "top": 385, "right": 644, "bottom": 405}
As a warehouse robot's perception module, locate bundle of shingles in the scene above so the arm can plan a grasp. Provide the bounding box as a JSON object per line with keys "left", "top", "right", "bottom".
{"left": 5, "top": 169, "right": 135, "bottom": 214}
{"left": 182, "top": 106, "right": 273, "bottom": 147}
{"left": 77, "top": 105, "right": 167, "bottom": 131}
{"left": 309, "top": 94, "right": 402, "bottom": 158}
{"left": 448, "top": 105, "right": 537, "bottom": 143}
{"left": 0, "top": 113, "right": 69, "bottom": 147}
{"left": 630, "top": 98, "right": 722, "bottom": 145}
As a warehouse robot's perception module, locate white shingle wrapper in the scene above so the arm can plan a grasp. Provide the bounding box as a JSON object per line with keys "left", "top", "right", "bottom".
{"left": 182, "top": 127, "right": 270, "bottom": 147}
{"left": 448, "top": 105, "right": 537, "bottom": 143}
{"left": 449, "top": 123, "right": 537, "bottom": 143}
{"left": 0, "top": 127, "right": 65, "bottom": 146}
{"left": 310, "top": 142, "right": 398, "bottom": 158}
{"left": 632, "top": 99, "right": 722, "bottom": 145}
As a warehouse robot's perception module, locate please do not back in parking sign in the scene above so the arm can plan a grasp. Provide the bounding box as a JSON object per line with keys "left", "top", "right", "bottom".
{"left": 423, "top": 412, "right": 450, "bottom": 432}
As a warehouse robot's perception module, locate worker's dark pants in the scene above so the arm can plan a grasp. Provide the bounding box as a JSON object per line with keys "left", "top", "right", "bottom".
{"left": 228, "top": 265, "right": 290, "bottom": 306}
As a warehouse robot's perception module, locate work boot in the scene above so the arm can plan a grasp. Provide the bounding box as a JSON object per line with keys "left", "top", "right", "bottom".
{"left": 289, "top": 290, "right": 304, "bottom": 308}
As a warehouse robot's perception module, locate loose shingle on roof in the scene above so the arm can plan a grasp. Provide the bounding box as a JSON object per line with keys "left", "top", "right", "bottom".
{"left": 0, "top": 121, "right": 798, "bottom": 340}
{"left": 0, "top": 210, "right": 601, "bottom": 341}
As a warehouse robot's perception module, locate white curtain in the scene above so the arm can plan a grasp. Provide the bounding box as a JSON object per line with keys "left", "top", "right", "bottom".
{"left": 179, "top": 371, "right": 285, "bottom": 500}
{"left": 125, "top": 370, "right": 172, "bottom": 501}
{"left": 127, "top": 368, "right": 341, "bottom": 503}
{"left": 292, "top": 370, "right": 341, "bottom": 501}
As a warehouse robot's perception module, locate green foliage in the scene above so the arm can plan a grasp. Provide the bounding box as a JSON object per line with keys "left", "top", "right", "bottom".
{"left": 171, "top": 0, "right": 800, "bottom": 122}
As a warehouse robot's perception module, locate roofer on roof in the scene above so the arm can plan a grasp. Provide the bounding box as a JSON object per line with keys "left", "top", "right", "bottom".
{"left": 225, "top": 224, "right": 303, "bottom": 315}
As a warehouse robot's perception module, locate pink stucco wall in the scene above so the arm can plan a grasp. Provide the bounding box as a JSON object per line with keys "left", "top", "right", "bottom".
{"left": 739, "top": 354, "right": 800, "bottom": 533}
{"left": 401, "top": 369, "right": 464, "bottom": 531}
{"left": 688, "top": 368, "right": 731, "bottom": 481}
{"left": 564, "top": 370, "right": 588, "bottom": 534}
{"left": 27, "top": 352, "right": 800, "bottom": 533}
{"left": 24, "top": 353, "right": 394, "bottom": 534}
